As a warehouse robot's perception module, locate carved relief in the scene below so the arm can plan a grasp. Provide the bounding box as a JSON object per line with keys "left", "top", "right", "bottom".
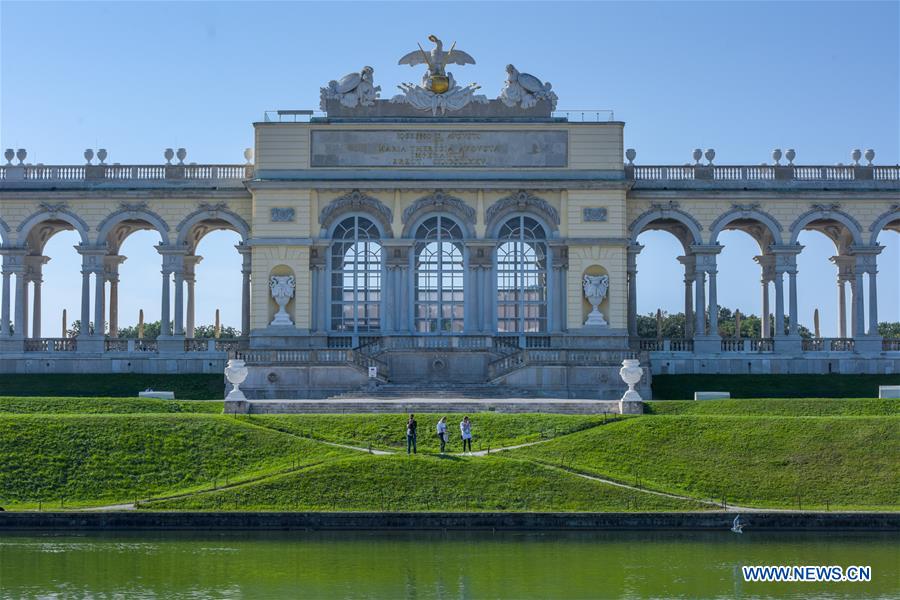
{"left": 319, "top": 190, "right": 393, "bottom": 234}
{"left": 402, "top": 191, "right": 475, "bottom": 224}
{"left": 485, "top": 190, "right": 559, "bottom": 230}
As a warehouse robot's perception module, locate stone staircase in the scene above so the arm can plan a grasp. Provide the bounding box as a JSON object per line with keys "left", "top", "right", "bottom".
{"left": 329, "top": 382, "right": 542, "bottom": 400}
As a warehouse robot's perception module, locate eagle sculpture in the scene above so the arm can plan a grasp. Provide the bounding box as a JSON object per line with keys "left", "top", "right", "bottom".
{"left": 398, "top": 35, "right": 475, "bottom": 77}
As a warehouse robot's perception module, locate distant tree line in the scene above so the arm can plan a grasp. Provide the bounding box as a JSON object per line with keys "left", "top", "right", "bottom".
{"left": 66, "top": 320, "right": 240, "bottom": 339}
{"left": 637, "top": 307, "right": 816, "bottom": 339}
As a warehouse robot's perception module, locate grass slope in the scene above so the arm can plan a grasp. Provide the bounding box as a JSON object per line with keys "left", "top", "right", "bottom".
{"left": 645, "top": 398, "right": 900, "bottom": 416}
{"left": 0, "top": 374, "right": 225, "bottom": 400}
{"left": 0, "top": 397, "right": 223, "bottom": 414}
{"left": 515, "top": 415, "right": 900, "bottom": 510}
{"left": 651, "top": 374, "right": 900, "bottom": 400}
{"left": 248, "top": 413, "right": 618, "bottom": 452}
{"left": 0, "top": 414, "right": 351, "bottom": 508}
{"left": 146, "top": 454, "right": 707, "bottom": 512}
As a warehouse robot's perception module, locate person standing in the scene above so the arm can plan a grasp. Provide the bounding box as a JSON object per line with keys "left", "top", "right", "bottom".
{"left": 460, "top": 415, "right": 473, "bottom": 453}
{"left": 436, "top": 416, "right": 448, "bottom": 453}
{"left": 406, "top": 414, "right": 418, "bottom": 455}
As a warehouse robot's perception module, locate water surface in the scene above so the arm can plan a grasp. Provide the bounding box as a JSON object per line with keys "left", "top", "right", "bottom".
{"left": 1, "top": 530, "right": 896, "bottom": 599}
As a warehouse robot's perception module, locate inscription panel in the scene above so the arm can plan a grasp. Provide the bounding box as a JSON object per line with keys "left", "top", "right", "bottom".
{"left": 311, "top": 130, "right": 568, "bottom": 168}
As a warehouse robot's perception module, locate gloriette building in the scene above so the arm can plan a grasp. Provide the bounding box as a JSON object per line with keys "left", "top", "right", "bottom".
{"left": 1, "top": 37, "right": 898, "bottom": 398}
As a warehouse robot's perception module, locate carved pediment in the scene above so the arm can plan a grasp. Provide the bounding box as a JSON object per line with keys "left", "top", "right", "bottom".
{"left": 402, "top": 191, "right": 474, "bottom": 224}
{"left": 485, "top": 191, "right": 559, "bottom": 229}
{"left": 320, "top": 190, "right": 393, "bottom": 233}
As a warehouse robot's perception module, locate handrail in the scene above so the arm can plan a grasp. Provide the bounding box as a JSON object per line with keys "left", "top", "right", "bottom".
{"left": 629, "top": 164, "right": 899, "bottom": 182}
{"left": 0, "top": 163, "right": 253, "bottom": 184}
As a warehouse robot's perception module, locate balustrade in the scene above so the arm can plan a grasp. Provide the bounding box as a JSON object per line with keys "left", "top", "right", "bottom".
{"left": 883, "top": 339, "right": 900, "bottom": 352}
{"left": 0, "top": 163, "right": 251, "bottom": 184}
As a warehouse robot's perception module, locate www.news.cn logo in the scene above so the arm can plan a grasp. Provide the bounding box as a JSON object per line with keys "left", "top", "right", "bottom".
{"left": 742, "top": 565, "right": 872, "bottom": 583}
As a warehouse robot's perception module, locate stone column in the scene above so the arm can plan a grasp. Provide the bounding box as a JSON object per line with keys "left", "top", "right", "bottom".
{"left": 237, "top": 244, "right": 252, "bottom": 336}
{"left": 13, "top": 270, "right": 25, "bottom": 339}
{"left": 849, "top": 278, "right": 857, "bottom": 337}
{"left": 22, "top": 282, "right": 29, "bottom": 338}
{"left": 770, "top": 245, "right": 802, "bottom": 348}
{"left": 677, "top": 255, "right": 695, "bottom": 338}
{"left": 837, "top": 280, "right": 847, "bottom": 338}
{"left": 694, "top": 270, "right": 705, "bottom": 336}
{"left": 626, "top": 244, "right": 642, "bottom": 339}
{"left": 849, "top": 245, "right": 883, "bottom": 352}
{"left": 708, "top": 269, "right": 719, "bottom": 336}
{"left": 774, "top": 273, "right": 785, "bottom": 338}
{"left": 831, "top": 255, "right": 855, "bottom": 339}
{"left": 0, "top": 268, "right": 10, "bottom": 337}
{"left": 754, "top": 254, "right": 775, "bottom": 338}
{"left": 465, "top": 242, "right": 494, "bottom": 334}
{"left": 103, "top": 255, "right": 125, "bottom": 338}
{"left": 160, "top": 268, "right": 171, "bottom": 336}
{"left": 93, "top": 271, "right": 105, "bottom": 336}
{"left": 79, "top": 268, "right": 91, "bottom": 337}
{"left": 550, "top": 245, "right": 568, "bottom": 334}
{"left": 108, "top": 275, "right": 119, "bottom": 337}
{"left": 31, "top": 277, "right": 42, "bottom": 338}
{"left": 173, "top": 269, "right": 184, "bottom": 336}
{"left": 868, "top": 269, "right": 878, "bottom": 335}
{"left": 76, "top": 245, "right": 106, "bottom": 343}
{"left": 182, "top": 255, "right": 202, "bottom": 338}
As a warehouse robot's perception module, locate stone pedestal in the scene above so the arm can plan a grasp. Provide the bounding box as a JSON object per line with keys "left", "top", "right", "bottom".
{"left": 777, "top": 336, "right": 803, "bottom": 355}
{"left": 854, "top": 336, "right": 883, "bottom": 354}
{"left": 0, "top": 338, "right": 24, "bottom": 353}
{"left": 692, "top": 335, "right": 722, "bottom": 354}
{"left": 76, "top": 336, "right": 104, "bottom": 353}
{"left": 157, "top": 335, "right": 185, "bottom": 353}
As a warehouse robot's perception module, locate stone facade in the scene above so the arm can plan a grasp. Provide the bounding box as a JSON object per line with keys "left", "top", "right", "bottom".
{"left": 1, "top": 96, "right": 898, "bottom": 398}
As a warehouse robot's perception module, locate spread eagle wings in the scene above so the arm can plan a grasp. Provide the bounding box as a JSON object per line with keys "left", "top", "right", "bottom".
{"left": 397, "top": 47, "right": 476, "bottom": 67}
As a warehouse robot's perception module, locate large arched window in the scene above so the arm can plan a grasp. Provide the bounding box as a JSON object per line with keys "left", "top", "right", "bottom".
{"left": 330, "top": 216, "right": 382, "bottom": 332}
{"left": 414, "top": 216, "right": 465, "bottom": 333}
{"left": 497, "top": 216, "right": 548, "bottom": 333}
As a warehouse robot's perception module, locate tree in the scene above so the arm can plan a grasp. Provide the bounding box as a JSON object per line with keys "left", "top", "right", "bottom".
{"left": 878, "top": 322, "right": 900, "bottom": 338}
{"left": 636, "top": 307, "right": 811, "bottom": 338}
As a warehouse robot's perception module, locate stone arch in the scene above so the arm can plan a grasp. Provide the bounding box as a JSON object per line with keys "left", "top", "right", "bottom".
{"left": 868, "top": 205, "right": 900, "bottom": 244}
{"left": 485, "top": 191, "right": 560, "bottom": 236}
{"left": 490, "top": 211, "right": 554, "bottom": 240}
{"left": 319, "top": 190, "right": 393, "bottom": 237}
{"left": 175, "top": 203, "right": 250, "bottom": 251}
{"left": 17, "top": 203, "right": 90, "bottom": 247}
{"left": 789, "top": 205, "right": 863, "bottom": 248}
{"left": 708, "top": 205, "right": 784, "bottom": 250}
{"left": 96, "top": 204, "right": 171, "bottom": 252}
{"left": 628, "top": 203, "right": 703, "bottom": 251}
{"left": 401, "top": 191, "right": 476, "bottom": 238}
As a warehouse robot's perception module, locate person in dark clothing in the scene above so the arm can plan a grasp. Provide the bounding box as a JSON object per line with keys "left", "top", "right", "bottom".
{"left": 460, "top": 415, "right": 473, "bottom": 453}
{"left": 406, "top": 414, "right": 418, "bottom": 454}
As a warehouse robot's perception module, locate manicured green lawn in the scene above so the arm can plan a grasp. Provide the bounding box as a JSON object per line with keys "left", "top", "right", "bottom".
{"left": 0, "top": 374, "right": 225, "bottom": 399}
{"left": 145, "top": 454, "right": 707, "bottom": 512}
{"left": 650, "top": 374, "right": 900, "bottom": 400}
{"left": 645, "top": 398, "right": 900, "bottom": 416}
{"left": 0, "top": 397, "right": 223, "bottom": 414}
{"left": 247, "top": 413, "right": 619, "bottom": 452}
{"left": 0, "top": 414, "right": 352, "bottom": 508}
{"left": 513, "top": 415, "right": 900, "bottom": 510}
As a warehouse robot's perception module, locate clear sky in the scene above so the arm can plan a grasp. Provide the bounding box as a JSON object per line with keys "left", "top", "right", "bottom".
{"left": 2, "top": 1, "right": 898, "bottom": 335}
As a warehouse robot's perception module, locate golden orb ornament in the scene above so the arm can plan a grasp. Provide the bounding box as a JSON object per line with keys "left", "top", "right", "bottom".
{"left": 429, "top": 75, "right": 450, "bottom": 94}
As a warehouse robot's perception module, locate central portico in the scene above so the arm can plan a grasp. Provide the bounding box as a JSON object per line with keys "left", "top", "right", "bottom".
{"left": 240, "top": 38, "right": 635, "bottom": 399}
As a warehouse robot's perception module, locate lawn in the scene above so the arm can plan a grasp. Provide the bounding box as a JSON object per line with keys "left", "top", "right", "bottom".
{"left": 0, "top": 396, "right": 224, "bottom": 414}
{"left": 513, "top": 415, "right": 900, "bottom": 510}
{"left": 145, "top": 454, "right": 708, "bottom": 512}
{"left": 0, "top": 414, "right": 352, "bottom": 508}
{"left": 645, "top": 398, "right": 900, "bottom": 416}
{"left": 247, "top": 413, "right": 619, "bottom": 452}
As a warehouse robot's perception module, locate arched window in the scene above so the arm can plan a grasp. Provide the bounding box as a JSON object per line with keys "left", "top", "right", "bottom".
{"left": 414, "top": 216, "right": 465, "bottom": 333}
{"left": 497, "top": 216, "right": 548, "bottom": 333}
{"left": 330, "top": 216, "right": 382, "bottom": 332}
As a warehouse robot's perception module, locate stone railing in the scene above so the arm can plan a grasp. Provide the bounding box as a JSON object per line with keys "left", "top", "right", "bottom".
{"left": 802, "top": 338, "right": 855, "bottom": 352}
{"left": 883, "top": 339, "right": 900, "bottom": 352}
{"left": 720, "top": 338, "right": 776, "bottom": 352}
{"left": 628, "top": 164, "right": 899, "bottom": 182}
{"left": 0, "top": 163, "right": 253, "bottom": 184}
{"left": 635, "top": 338, "right": 694, "bottom": 352}
{"left": 23, "top": 338, "right": 76, "bottom": 352}
{"left": 488, "top": 347, "right": 641, "bottom": 380}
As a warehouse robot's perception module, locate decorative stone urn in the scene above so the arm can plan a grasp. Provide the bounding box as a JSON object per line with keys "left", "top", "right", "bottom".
{"left": 224, "top": 358, "right": 248, "bottom": 401}
{"left": 619, "top": 358, "right": 644, "bottom": 414}
{"left": 269, "top": 275, "right": 295, "bottom": 326}
{"left": 582, "top": 274, "right": 609, "bottom": 327}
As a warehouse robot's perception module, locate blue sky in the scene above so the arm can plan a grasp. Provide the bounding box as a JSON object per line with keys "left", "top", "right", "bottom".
{"left": 2, "top": 1, "right": 898, "bottom": 335}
